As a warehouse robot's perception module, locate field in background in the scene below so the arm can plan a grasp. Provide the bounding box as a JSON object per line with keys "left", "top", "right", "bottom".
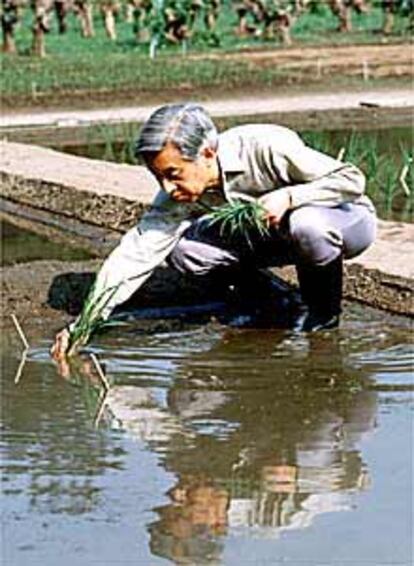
{"left": 1, "top": 4, "right": 412, "bottom": 109}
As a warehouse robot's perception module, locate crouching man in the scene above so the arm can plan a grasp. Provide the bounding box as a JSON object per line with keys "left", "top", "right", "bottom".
{"left": 51, "top": 103, "right": 376, "bottom": 358}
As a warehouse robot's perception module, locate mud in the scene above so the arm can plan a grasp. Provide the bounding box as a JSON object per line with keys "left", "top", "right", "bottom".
{"left": 2, "top": 254, "right": 413, "bottom": 338}
{"left": 1, "top": 258, "right": 232, "bottom": 333}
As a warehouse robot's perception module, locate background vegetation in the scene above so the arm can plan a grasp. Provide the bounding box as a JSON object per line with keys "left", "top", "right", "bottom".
{"left": 1, "top": 2, "right": 412, "bottom": 106}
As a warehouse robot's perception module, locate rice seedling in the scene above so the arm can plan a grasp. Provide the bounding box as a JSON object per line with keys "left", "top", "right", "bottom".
{"left": 205, "top": 199, "right": 270, "bottom": 249}
{"left": 399, "top": 146, "right": 413, "bottom": 198}
{"left": 67, "top": 265, "right": 157, "bottom": 354}
{"left": 380, "top": 161, "right": 401, "bottom": 215}
{"left": 67, "top": 281, "right": 122, "bottom": 356}
{"left": 301, "top": 129, "right": 412, "bottom": 220}
{"left": 98, "top": 123, "right": 117, "bottom": 162}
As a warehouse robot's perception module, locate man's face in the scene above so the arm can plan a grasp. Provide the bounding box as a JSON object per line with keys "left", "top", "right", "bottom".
{"left": 148, "top": 142, "right": 219, "bottom": 203}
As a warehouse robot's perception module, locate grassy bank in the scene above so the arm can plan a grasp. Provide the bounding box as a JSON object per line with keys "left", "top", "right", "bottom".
{"left": 1, "top": 6, "right": 412, "bottom": 109}
{"left": 2, "top": 52, "right": 293, "bottom": 98}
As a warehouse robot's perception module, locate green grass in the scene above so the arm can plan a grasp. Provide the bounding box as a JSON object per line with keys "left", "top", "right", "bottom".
{"left": 205, "top": 200, "right": 270, "bottom": 248}
{"left": 2, "top": 49, "right": 296, "bottom": 99}
{"left": 301, "top": 130, "right": 413, "bottom": 221}
{"left": 1, "top": 5, "right": 411, "bottom": 105}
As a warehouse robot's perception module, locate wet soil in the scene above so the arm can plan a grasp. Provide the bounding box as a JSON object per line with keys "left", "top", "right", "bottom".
{"left": 2, "top": 253, "right": 412, "bottom": 343}
{"left": 1, "top": 257, "right": 231, "bottom": 332}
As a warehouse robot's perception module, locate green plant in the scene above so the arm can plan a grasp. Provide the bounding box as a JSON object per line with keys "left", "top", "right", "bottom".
{"left": 67, "top": 282, "right": 122, "bottom": 356}
{"left": 206, "top": 199, "right": 270, "bottom": 248}
{"left": 379, "top": 161, "right": 400, "bottom": 215}
{"left": 301, "top": 129, "right": 412, "bottom": 221}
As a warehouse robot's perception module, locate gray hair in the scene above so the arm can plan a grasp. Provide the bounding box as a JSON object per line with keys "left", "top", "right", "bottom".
{"left": 135, "top": 103, "right": 218, "bottom": 161}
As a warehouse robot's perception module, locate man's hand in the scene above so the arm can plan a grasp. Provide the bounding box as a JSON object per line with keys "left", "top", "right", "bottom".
{"left": 50, "top": 327, "right": 70, "bottom": 361}
{"left": 259, "top": 190, "right": 291, "bottom": 227}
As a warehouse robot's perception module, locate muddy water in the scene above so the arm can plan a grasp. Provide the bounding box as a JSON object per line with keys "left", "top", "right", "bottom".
{"left": 1, "top": 304, "right": 413, "bottom": 565}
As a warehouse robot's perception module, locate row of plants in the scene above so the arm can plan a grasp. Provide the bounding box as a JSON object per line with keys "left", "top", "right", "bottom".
{"left": 2, "top": 0, "right": 412, "bottom": 57}
{"left": 1, "top": 2, "right": 412, "bottom": 105}
{"left": 302, "top": 129, "right": 413, "bottom": 221}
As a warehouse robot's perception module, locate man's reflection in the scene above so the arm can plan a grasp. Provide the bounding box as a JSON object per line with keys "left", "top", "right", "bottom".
{"left": 54, "top": 328, "right": 378, "bottom": 564}
{"left": 151, "top": 475, "right": 229, "bottom": 564}
{"left": 147, "top": 330, "right": 377, "bottom": 563}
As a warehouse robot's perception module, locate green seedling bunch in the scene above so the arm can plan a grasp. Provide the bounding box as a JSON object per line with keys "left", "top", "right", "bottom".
{"left": 206, "top": 199, "right": 270, "bottom": 249}
{"left": 67, "top": 282, "right": 121, "bottom": 356}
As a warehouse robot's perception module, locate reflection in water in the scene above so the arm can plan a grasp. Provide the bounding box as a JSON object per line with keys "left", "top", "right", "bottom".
{"left": 1, "top": 309, "right": 412, "bottom": 566}
{"left": 144, "top": 332, "right": 377, "bottom": 564}
{"left": 88, "top": 327, "right": 379, "bottom": 564}
{"left": 1, "top": 345, "right": 125, "bottom": 520}
{"left": 0, "top": 219, "right": 92, "bottom": 265}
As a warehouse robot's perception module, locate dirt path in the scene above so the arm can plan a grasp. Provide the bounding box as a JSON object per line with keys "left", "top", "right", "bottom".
{"left": 190, "top": 43, "right": 411, "bottom": 68}
{"left": 1, "top": 88, "right": 412, "bottom": 130}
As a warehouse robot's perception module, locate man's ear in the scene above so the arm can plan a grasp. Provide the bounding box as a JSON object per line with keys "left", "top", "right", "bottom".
{"left": 201, "top": 145, "right": 217, "bottom": 160}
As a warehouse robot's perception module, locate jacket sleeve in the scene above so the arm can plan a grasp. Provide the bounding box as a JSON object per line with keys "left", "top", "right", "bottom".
{"left": 267, "top": 134, "right": 366, "bottom": 208}
{"left": 83, "top": 190, "right": 193, "bottom": 321}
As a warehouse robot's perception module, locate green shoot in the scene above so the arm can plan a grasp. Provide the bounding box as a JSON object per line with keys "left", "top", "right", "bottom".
{"left": 67, "top": 281, "right": 122, "bottom": 356}
{"left": 206, "top": 199, "right": 270, "bottom": 249}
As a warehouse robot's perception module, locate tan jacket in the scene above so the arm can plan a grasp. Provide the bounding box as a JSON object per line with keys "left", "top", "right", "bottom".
{"left": 87, "top": 124, "right": 373, "bottom": 319}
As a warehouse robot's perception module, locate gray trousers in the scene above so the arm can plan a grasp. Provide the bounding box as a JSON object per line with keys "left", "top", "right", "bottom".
{"left": 169, "top": 203, "right": 377, "bottom": 275}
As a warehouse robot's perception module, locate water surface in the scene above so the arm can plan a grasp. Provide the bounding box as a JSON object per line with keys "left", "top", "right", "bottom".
{"left": 0, "top": 220, "right": 92, "bottom": 265}
{"left": 1, "top": 305, "right": 412, "bottom": 565}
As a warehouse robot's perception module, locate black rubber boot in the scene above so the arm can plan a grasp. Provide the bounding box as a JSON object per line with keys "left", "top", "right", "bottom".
{"left": 294, "top": 256, "right": 343, "bottom": 332}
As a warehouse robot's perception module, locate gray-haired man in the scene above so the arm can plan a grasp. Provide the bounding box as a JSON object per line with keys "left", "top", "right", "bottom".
{"left": 52, "top": 103, "right": 376, "bottom": 358}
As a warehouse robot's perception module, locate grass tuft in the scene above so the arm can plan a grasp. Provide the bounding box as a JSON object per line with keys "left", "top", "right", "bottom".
{"left": 206, "top": 199, "right": 269, "bottom": 249}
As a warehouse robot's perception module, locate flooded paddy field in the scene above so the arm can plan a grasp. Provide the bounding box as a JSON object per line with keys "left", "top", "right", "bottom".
{"left": 1, "top": 304, "right": 413, "bottom": 565}
{"left": 0, "top": 219, "right": 93, "bottom": 266}
{"left": 1, "top": 220, "right": 413, "bottom": 566}
{"left": 1, "top": 109, "right": 412, "bottom": 564}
